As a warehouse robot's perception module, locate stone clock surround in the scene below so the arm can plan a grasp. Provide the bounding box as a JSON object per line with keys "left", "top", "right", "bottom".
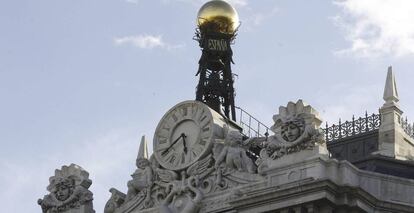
{"left": 153, "top": 100, "right": 230, "bottom": 171}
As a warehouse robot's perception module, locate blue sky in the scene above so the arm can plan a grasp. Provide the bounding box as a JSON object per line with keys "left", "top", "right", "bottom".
{"left": 1, "top": 0, "right": 414, "bottom": 212}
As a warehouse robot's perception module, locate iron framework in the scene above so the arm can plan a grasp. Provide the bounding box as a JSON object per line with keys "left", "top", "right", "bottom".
{"left": 194, "top": 26, "right": 237, "bottom": 121}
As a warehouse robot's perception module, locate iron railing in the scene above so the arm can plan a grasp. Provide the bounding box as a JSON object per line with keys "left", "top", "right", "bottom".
{"left": 235, "top": 106, "right": 269, "bottom": 138}
{"left": 234, "top": 107, "right": 414, "bottom": 142}
{"left": 401, "top": 117, "right": 414, "bottom": 139}
{"left": 323, "top": 112, "right": 381, "bottom": 143}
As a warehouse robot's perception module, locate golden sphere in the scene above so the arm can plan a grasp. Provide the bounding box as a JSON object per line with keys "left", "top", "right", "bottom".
{"left": 197, "top": 0, "right": 239, "bottom": 34}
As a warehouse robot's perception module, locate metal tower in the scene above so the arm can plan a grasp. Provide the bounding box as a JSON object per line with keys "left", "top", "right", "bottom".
{"left": 194, "top": 0, "right": 239, "bottom": 121}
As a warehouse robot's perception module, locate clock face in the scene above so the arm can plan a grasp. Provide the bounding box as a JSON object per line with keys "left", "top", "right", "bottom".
{"left": 153, "top": 101, "right": 216, "bottom": 170}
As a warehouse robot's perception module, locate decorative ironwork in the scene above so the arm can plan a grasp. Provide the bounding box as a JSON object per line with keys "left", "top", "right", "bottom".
{"left": 235, "top": 106, "right": 269, "bottom": 138}
{"left": 194, "top": 24, "right": 238, "bottom": 121}
{"left": 324, "top": 112, "right": 381, "bottom": 142}
{"left": 401, "top": 117, "right": 414, "bottom": 139}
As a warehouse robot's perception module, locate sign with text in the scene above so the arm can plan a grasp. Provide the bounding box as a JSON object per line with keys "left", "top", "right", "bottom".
{"left": 206, "top": 39, "right": 228, "bottom": 52}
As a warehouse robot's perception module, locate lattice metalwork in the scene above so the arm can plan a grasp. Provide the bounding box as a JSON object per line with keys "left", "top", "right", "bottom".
{"left": 401, "top": 117, "right": 414, "bottom": 139}
{"left": 194, "top": 26, "right": 237, "bottom": 121}
{"left": 324, "top": 112, "right": 381, "bottom": 142}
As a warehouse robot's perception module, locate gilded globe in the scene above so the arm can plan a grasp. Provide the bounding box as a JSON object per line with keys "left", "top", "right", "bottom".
{"left": 197, "top": 0, "right": 240, "bottom": 34}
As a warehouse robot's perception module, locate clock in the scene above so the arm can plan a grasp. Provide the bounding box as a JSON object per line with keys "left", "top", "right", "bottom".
{"left": 153, "top": 100, "right": 227, "bottom": 171}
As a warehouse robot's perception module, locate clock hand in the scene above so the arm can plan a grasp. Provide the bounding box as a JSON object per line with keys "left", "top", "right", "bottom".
{"left": 182, "top": 134, "right": 188, "bottom": 154}
{"left": 161, "top": 133, "right": 185, "bottom": 155}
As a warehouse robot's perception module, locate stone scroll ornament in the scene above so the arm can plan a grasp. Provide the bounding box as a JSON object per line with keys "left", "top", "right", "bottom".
{"left": 260, "top": 100, "right": 325, "bottom": 160}
{"left": 38, "top": 164, "right": 94, "bottom": 213}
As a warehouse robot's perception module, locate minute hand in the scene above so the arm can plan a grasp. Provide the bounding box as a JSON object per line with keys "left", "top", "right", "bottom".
{"left": 161, "top": 133, "right": 185, "bottom": 155}
{"left": 183, "top": 134, "right": 188, "bottom": 154}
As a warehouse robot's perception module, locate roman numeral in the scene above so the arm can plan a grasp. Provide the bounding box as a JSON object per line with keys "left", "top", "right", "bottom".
{"left": 200, "top": 115, "right": 210, "bottom": 128}
{"left": 192, "top": 107, "right": 200, "bottom": 120}
{"left": 181, "top": 152, "right": 186, "bottom": 164}
{"left": 191, "top": 150, "right": 197, "bottom": 160}
{"left": 202, "top": 125, "right": 210, "bottom": 133}
{"left": 158, "top": 137, "right": 167, "bottom": 144}
{"left": 167, "top": 154, "right": 177, "bottom": 164}
{"left": 200, "top": 114, "right": 207, "bottom": 122}
{"left": 192, "top": 147, "right": 202, "bottom": 156}
{"left": 171, "top": 113, "right": 178, "bottom": 122}
{"left": 162, "top": 119, "right": 173, "bottom": 132}
{"left": 181, "top": 106, "right": 188, "bottom": 117}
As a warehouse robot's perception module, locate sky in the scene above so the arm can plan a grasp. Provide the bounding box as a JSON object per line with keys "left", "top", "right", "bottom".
{"left": 1, "top": 0, "right": 414, "bottom": 212}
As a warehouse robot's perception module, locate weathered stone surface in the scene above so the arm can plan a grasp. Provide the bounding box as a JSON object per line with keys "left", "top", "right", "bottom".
{"left": 38, "top": 164, "right": 95, "bottom": 213}
{"left": 383, "top": 66, "right": 399, "bottom": 105}
{"left": 214, "top": 124, "right": 256, "bottom": 174}
{"left": 256, "top": 100, "right": 328, "bottom": 174}
{"left": 105, "top": 101, "right": 263, "bottom": 213}
{"left": 377, "top": 67, "right": 414, "bottom": 160}
{"left": 229, "top": 156, "right": 414, "bottom": 213}
{"left": 104, "top": 188, "right": 126, "bottom": 213}
{"left": 105, "top": 99, "right": 414, "bottom": 213}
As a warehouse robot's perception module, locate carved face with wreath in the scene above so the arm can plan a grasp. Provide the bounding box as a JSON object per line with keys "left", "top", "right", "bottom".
{"left": 54, "top": 178, "right": 74, "bottom": 201}
{"left": 281, "top": 120, "right": 303, "bottom": 142}
{"left": 269, "top": 100, "right": 322, "bottom": 146}
{"left": 39, "top": 164, "right": 93, "bottom": 213}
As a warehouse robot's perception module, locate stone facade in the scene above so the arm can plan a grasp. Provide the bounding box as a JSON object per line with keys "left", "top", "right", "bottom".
{"left": 97, "top": 97, "right": 414, "bottom": 213}
{"left": 38, "top": 68, "right": 414, "bottom": 213}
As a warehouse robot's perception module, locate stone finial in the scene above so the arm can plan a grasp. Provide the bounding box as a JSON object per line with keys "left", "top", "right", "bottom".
{"left": 383, "top": 66, "right": 399, "bottom": 104}
{"left": 137, "top": 135, "right": 149, "bottom": 162}
{"left": 377, "top": 66, "right": 414, "bottom": 160}
{"left": 38, "top": 164, "right": 95, "bottom": 213}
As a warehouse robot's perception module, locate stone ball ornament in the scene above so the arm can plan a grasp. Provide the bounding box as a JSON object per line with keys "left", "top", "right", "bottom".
{"left": 197, "top": 0, "right": 240, "bottom": 34}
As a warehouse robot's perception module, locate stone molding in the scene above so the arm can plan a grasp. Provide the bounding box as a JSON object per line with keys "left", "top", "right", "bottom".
{"left": 229, "top": 156, "right": 414, "bottom": 213}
